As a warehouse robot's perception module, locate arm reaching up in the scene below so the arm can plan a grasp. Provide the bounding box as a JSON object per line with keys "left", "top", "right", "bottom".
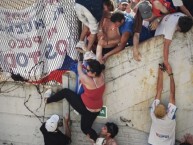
{"left": 166, "top": 64, "right": 175, "bottom": 105}
{"left": 63, "top": 114, "right": 71, "bottom": 139}
{"left": 155, "top": 65, "right": 164, "bottom": 100}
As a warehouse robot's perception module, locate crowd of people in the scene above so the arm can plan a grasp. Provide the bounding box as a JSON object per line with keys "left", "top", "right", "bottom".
{"left": 40, "top": 0, "right": 193, "bottom": 145}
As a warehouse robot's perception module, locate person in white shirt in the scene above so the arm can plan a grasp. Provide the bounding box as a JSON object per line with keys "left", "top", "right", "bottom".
{"left": 155, "top": 12, "right": 193, "bottom": 70}
{"left": 172, "top": 0, "right": 193, "bottom": 18}
{"left": 125, "top": 0, "right": 136, "bottom": 17}
{"left": 148, "top": 63, "right": 177, "bottom": 145}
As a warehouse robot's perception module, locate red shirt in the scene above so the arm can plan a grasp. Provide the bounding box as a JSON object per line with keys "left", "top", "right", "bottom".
{"left": 81, "top": 84, "right": 105, "bottom": 109}
{"left": 150, "top": 0, "right": 176, "bottom": 17}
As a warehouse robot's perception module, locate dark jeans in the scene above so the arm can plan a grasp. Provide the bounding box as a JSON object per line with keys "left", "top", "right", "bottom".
{"left": 127, "top": 26, "right": 154, "bottom": 46}
{"left": 47, "top": 88, "right": 100, "bottom": 142}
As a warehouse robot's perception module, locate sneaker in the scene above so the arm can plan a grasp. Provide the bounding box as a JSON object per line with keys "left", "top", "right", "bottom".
{"left": 44, "top": 89, "right": 52, "bottom": 103}
{"left": 76, "top": 41, "right": 86, "bottom": 53}
{"left": 95, "top": 138, "right": 106, "bottom": 145}
{"left": 83, "top": 51, "right": 96, "bottom": 61}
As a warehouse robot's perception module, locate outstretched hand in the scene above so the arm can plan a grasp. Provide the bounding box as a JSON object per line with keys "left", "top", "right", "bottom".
{"left": 149, "top": 20, "right": 159, "bottom": 30}
{"left": 133, "top": 49, "right": 142, "bottom": 61}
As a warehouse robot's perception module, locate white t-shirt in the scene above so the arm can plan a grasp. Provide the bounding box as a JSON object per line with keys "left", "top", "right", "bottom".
{"left": 172, "top": 0, "right": 183, "bottom": 6}
{"left": 148, "top": 99, "right": 177, "bottom": 145}
{"left": 155, "top": 12, "right": 185, "bottom": 40}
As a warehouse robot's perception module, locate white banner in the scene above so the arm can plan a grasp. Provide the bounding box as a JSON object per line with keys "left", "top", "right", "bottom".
{"left": 0, "top": 0, "right": 79, "bottom": 78}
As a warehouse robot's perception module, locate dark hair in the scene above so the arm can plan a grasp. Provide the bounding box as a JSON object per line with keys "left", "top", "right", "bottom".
{"left": 104, "top": 0, "right": 115, "bottom": 11}
{"left": 105, "top": 122, "right": 119, "bottom": 138}
{"left": 180, "top": 143, "right": 191, "bottom": 145}
{"left": 87, "top": 59, "right": 105, "bottom": 77}
{"left": 178, "top": 16, "right": 193, "bottom": 33}
{"left": 111, "top": 11, "right": 125, "bottom": 23}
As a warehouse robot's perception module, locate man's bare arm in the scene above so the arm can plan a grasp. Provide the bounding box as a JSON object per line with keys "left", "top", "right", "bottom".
{"left": 163, "top": 39, "right": 172, "bottom": 67}
{"left": 133, "top": 32, "right": 141, "bottom": 61}
{"left": 153, "top": 0, "right": 169, "bottom": 14}
{"left": 103, "top": 32, "right": 130, "bottom": 59}
{"left": 179, "top": 5, "right": 193, "bottom": 18}
{"left": 166, "top": 64, "right": 175, "bottom": 104}
{"left": 155, "top": 67, "right": 163, "bottom": 100}
{"left": 63, "top": 115, "right": 71, "bottom": 139}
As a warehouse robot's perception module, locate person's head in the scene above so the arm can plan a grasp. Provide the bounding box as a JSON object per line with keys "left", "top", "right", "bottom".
{"left": 86, "top": 59, "right": 105, "bottom": 77}
{"left": 101, "top": 122, "right": 119, "bottom": 138}
{"left": 125, "top": 0, "right": 132, "bottom": 12}
{"left": 111, "top": 11, "right": 125, "bottom": 27}
{"left": 178, "top": 16, "right": 193, "bottom": 33}
{"left": 45, "top": 114, "right": 59, "bottom": 132}
{"left": 154, "top": 104, "right": 166, "bottom": 119}
{"left": 103, "top": 0, "right": 115, "bottom": 12}
{"left": 120, "top": 0, "right": 130, "bottom": 11}
{"left": 138, "top": 1, "right": 152, "bottom": 20}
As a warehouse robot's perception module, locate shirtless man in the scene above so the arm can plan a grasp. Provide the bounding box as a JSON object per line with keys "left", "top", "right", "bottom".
{"left": 97, "top": 11, "right": 152, "bottom": 63}
{"left": 96, "top": 12, "right": 121, "bottom": 63}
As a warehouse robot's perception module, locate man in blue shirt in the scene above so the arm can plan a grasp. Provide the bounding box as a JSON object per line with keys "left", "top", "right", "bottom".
{"left": 97, "top": 11, "right": 152, "bottom": 62}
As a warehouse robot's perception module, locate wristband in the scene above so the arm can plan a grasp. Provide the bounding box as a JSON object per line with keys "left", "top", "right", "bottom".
{"left": 169, "top": 73, "right": 173, "bottom": 76}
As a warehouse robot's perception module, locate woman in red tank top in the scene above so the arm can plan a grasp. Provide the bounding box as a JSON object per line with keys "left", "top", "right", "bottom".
{"left": 46, "top": 59, "right": 105, "bottom": 144}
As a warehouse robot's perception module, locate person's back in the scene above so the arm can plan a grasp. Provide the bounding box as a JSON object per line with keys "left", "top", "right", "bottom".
{"left": 40, "top": 123, "right": 70, "bottom": 145}
{"left": 148, "top": 64, "right": 177, "bottom": 145}
{"left": 40, "top": 115, "right": 71, "bottom": 145}
{"left": 149, "top": 102, "right": 176, "bottom": 145}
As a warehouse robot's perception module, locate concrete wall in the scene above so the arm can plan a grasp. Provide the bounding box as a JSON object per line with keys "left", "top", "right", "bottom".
{"left": 1, "top": 0, "right": 193, "bottom": 144}
{"left": 0, "top": 28, "right": 193, "bottom": 145}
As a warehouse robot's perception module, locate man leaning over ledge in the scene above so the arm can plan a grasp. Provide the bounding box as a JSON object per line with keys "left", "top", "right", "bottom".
{"left": 154, "top": 12, "right": 193, "bottom": 69}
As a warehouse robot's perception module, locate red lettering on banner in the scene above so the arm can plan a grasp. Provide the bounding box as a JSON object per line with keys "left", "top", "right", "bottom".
{"left": 25, "top": 38, "right": 32, "bottom": 48}
{"left": 48, "top": 27, "right": 57, "bottom": 39}
{"left": 33, "top": 36, "right": 42, "bottom": 44}
{"left": 4, "top": 53, "right": 16, "bottom": 68}
{"left": 55, "top": 40, "right": 67, "bottom": 55}
{"left": 18, "top": 40, "right": 25, "bottom": 48}
{"left": 7, "top": 36, "right": 42, "bottom": 49}
{"left": 29, "top": 51, "right": 41, "bottom": 64}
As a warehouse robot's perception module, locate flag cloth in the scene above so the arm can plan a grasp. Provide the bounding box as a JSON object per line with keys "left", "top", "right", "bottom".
{"left": 30, "top": 55, "right": 78, "bottom": 84}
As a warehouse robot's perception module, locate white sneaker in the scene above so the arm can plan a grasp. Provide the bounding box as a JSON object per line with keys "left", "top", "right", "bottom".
{"left": 84, "top": 51, "right": 96, "bottom": 60}
{"left": 76, "top": 41, "right": 86, "bottom": 53}
{"left": 95, "top": 138, "right": 106, "bottom": 145}
{"left": 44, "top": 89, "right": 52, "bottom": 103}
